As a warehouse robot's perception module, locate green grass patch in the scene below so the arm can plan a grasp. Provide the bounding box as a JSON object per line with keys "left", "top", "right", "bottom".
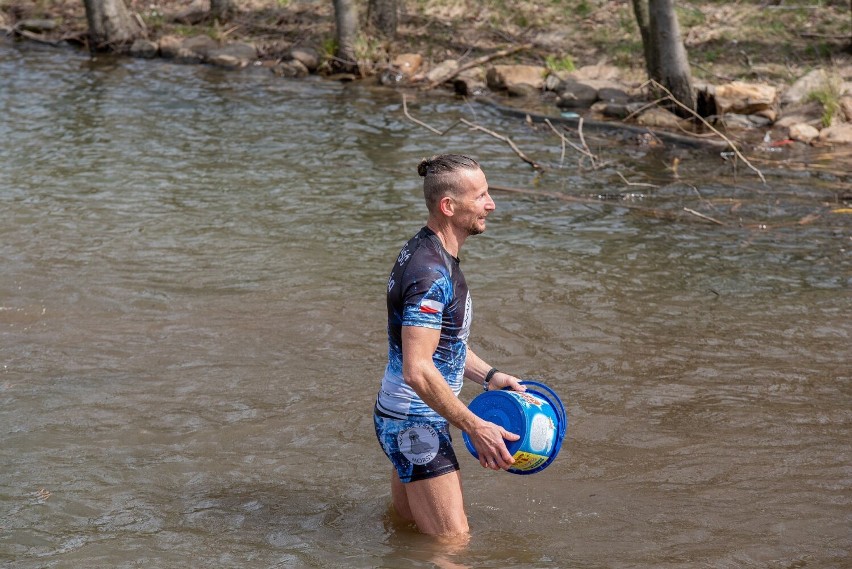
{"left": 806, "top": 76, "right": 842, "bottom": 127}
{"left": 545, "top": 54, "right": 576, "bottom": 74}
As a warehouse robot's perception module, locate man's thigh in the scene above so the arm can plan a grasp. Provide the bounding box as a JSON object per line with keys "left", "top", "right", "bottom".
{"left": 403, "top": 470, "right": 469, "bottom": 536}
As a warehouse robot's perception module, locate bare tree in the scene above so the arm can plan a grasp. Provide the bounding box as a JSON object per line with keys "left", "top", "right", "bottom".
{"left": 333, "top": 0, "right": 359, "bottom": 73}
{"left": 83, "top": 0, "right": 143, "bottom": 50}
{"left": 632, "top": 0, "right": 695, "bottom": 113}
{"left": 210, "top": 0, "right": 234, "bottom": 22}
{"left": 368, "top": 0, "right": 398, "bottom": 38}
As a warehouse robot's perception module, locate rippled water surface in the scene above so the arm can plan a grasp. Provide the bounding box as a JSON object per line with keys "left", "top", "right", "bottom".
{"left": 1, "top": 41, "right": 850, "bottom": 568}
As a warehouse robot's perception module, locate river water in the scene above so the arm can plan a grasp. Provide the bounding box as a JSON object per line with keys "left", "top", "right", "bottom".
{"left": 1, "top": 41, "right": 850, "bottom": 568}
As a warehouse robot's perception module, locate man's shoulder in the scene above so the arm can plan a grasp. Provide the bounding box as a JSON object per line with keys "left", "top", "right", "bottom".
{"left": 398, "top": 228, "right": 441, "bottom": 263}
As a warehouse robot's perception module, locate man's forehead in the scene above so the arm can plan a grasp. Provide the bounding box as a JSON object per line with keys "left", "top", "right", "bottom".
{"left": 459, "top": 167, "right": 487, "bottom": 189}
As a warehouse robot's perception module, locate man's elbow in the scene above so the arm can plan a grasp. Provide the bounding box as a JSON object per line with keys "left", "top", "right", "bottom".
{"left": 403, "top": 364, "right": 429, "bottom": 393}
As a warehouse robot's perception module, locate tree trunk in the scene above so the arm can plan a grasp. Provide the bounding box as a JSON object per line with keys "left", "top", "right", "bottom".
{"left": 649, "top": 0, "right": 695, "bottom": 112}
{"left": 333, "top": 0, "right": 359, "bottom": 74}
{"left": 210, "top": 0, "right": 234, "bottom": 23}
{"left": 631, "top": 0, "right": 657, "bottom": 80}
{"left": 83, "top": 0, "right": 143, "bottom": 51}
{"left": 368, "top": 0, "right": 398, "bottom": 38}
{"left": 633, "top": 0, "right": 696, "bottom": 114}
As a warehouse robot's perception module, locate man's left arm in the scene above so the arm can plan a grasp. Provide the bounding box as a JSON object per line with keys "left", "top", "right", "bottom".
{"left": 464, "top": 348, "right": 526, "bottom": 392}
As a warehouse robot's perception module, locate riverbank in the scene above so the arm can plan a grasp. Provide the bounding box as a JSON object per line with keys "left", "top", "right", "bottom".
{"left": 3, "top": 0, "right": 852, "bottom": 150}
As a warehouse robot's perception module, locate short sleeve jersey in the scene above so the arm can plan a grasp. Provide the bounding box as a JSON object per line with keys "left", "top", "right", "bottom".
{"left": 377, "top": 227, "right": 472, "bottom": 419}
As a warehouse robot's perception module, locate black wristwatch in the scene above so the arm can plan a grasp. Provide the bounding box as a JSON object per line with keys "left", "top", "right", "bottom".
{"left": 483, "top": 367, "right": 499, "bottom": 391}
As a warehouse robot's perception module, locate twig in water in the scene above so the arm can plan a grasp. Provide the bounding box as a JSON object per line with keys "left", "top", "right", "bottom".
{"left": 458, "top": 118, "right": 542, "bottom": 170}
{"left": 683, "top": 207, "right": 725, "bottom": 225}
{"left": 616, "top": 172, "right": 660, "bottom": 188}
{"left": 402, "top": 94, "right": 443, "bottom": 135}
{"left": 577, "top": 118, "right": 593, "bottom": 166}
{"left": 401, "top": 95, "right": 538, "bottom": 169}
{"left": 688, "top": 184, "right": 719, "bottom": 212}
{"left": 544, "top": 119, "right": 599, "bottom": 169}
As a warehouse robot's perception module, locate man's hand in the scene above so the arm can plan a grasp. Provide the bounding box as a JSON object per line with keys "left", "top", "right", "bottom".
{"left": 467, "top": 418, "right": 520, "bottom": 470}
{"left": 486, "top": 371, "right": 526, "bottom": 393}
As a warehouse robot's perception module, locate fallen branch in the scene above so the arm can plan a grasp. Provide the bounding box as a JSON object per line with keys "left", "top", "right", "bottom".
{"left": 402, "top": 94, "right": 443, "bottom": 135}
{"left": 458, "top": 118, "right": 542, "bottom": 170}
{"left": 642, "top": 80, "right": 766, "bottom": 184}
{"left": 544, "top": 118, "right": 599, "bottom": 168}
{"left": 422, "top": 44, "right": 532, "bottom": 90}
{"left": 401, "top": 95, "right": 540, "bottom": 169}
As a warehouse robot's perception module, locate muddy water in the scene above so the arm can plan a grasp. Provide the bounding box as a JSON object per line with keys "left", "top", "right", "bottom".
{"left": 1, "top": 41, "right": 850, "bottom": 568}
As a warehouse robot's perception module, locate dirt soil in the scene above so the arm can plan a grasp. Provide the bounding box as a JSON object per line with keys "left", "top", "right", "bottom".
{"left": 3, "top": 1, "right": 850, "bottom": 86}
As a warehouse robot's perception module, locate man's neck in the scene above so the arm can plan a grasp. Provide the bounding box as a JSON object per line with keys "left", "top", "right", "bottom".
{"left": 426, "top": 219, "right": 465, "bottom": 258}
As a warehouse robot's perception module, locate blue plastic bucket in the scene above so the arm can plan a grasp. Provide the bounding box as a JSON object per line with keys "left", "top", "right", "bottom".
{"left": 463, "top": 381, "right": 567, "bottom": 475}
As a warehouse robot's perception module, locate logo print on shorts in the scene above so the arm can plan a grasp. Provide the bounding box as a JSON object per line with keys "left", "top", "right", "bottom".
{"left": 398, "top": 425, "right": 439, "bottom": 465}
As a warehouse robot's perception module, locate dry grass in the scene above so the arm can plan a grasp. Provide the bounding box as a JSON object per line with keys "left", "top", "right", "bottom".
{"left": 2, "top": 0, "right": 850, "bottom": 86}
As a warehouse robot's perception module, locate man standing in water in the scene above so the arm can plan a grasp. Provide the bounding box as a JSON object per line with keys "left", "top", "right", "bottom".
{"left": 374, "top": 154, "right": 526, "bottom": 537}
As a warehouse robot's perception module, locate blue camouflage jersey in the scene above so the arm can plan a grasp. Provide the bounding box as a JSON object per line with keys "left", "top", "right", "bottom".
{"left": 377, "top": 226, "right": 472, "bottom": 419}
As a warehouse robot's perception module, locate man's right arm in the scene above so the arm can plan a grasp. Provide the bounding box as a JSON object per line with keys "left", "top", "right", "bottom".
{"left": 401, "top": 325, "right": 519, "bottom": 471}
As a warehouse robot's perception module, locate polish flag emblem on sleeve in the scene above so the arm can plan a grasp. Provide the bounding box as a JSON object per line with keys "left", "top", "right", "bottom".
{"left": 420, "top": 299, "right": 444, "bottom": 314}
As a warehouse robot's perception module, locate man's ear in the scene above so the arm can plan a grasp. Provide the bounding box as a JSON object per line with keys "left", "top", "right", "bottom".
{"left": 438, "top": 195, "right": 455, "bottom": 217}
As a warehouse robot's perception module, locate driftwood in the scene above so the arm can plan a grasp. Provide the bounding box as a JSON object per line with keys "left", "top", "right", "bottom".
{"left": 422, "top": 44, "right": 532, "bottom": 90}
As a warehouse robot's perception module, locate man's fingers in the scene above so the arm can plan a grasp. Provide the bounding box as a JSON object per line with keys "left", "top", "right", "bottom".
{"left": 502, "top": 429, "right": 520, "bottom": 441}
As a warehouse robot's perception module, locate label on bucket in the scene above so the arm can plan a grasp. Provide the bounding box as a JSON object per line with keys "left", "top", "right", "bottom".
{"left": 528, "top": 413, "right": 556, "bottom": 453}
{"left": 511, "top": 450, "right": 549, "bottom": 471}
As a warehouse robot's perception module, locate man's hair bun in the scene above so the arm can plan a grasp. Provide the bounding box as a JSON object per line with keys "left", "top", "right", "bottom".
{"left": 417, "top": 154, "right": 478, "bottom": 179}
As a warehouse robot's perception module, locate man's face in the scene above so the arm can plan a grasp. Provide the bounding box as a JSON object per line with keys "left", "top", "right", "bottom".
{"left": 452, "top": 168, "right": 496, "bottom": 236}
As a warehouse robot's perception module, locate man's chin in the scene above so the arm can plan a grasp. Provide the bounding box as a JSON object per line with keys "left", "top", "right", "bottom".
{"left": 468, "top": 223, "right": 486, "bottom": 236}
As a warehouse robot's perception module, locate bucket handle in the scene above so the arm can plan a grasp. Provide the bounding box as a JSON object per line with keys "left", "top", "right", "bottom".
{"left": 518, "top": 380, "right": 567, "bottom": 439}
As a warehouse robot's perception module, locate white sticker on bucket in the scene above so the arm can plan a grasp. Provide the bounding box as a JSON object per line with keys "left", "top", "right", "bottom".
{"left": 398, "top": 425, "right": 440, "bottom": 465}
{"left": 528, "top": 413, "right": 555, "bottom": 453}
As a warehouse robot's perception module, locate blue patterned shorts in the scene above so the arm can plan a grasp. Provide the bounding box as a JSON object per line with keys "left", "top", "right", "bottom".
{"left": 373, "top": 407, "right": 460, "bottom": 483}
